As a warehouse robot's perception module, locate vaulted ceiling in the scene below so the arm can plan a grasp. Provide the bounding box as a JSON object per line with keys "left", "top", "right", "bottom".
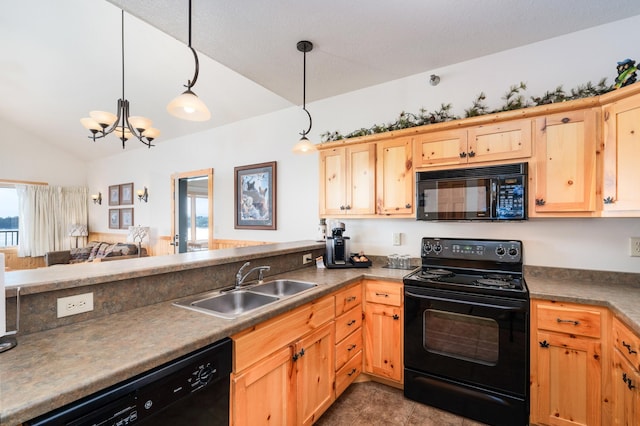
{"left": 2, "top": 0, "right": 640, "bottom": 160}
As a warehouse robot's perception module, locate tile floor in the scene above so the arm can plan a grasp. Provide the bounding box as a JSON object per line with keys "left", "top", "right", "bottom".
{"left": 315, "top": 381, "right": 489, "bottom": 426}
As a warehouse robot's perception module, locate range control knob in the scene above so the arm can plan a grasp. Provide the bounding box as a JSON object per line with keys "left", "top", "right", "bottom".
{"left": 508, "top": 247, "right": 519, "bottom": 257}
{"left": 433, "top": 243, "right": 443, "bottom": 254}
{"left": 495, "top": 246, "right": 506, "bottom": 256}
{"left": 423, "top": 242, "right": 432, "bottom": 254}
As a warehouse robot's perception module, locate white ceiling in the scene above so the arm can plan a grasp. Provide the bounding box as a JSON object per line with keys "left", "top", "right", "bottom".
{"left": 2, "top": 0, "right": 640, "bottom": 161}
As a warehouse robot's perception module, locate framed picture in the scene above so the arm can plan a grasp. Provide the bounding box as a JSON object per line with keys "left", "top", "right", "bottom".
{"left": 109, "top": 209, "right": 120, "bottom": 229}
{"left": 234, "top": 161, "right": 276, "bottom": 230}
{"left": 120, "top": 208, "right": 134, "bottom": 229}
{"left": 120, "top": 182, "right": 133, "bottom": 205}
{"left": 108, "top": 185, "right": 120, "bottom": 206}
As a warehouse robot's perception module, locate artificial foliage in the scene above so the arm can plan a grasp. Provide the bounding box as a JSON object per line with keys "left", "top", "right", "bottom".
{"left": 320, "top": 78, "right": 617, "bottom": 143}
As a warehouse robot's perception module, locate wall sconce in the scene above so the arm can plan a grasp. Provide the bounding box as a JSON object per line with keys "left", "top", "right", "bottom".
{"left": 92, "top": 192, "right": 102, "bottom": 205}
{"left": 137, "top": 187, "right": 148, "bottom": 203}
{"left": 429, "top": 74, "right": 441, "bottom": 86}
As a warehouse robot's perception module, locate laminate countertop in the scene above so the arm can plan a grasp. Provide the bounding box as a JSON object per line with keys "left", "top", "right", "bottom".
{"left": 1, "top": 264, "right": 639, "bottom": 425}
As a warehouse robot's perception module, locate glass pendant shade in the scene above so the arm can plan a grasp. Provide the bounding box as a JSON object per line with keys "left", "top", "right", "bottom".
{"left": 114, "top": 126, "right": 132, "bottom": 141}
{"left": 292, "top": 135, "right": 316, "bottom": 154}
{"left": 128, "top": 116, "right": 152, "bottom": 132}
{"left": 167, "top": 89, "right": 211, "bottom": 121}
{"left": 142, "top": 127, "right": 160, "bottom": 140}
{"left": 89, "top": 110, "right": 118, "bottom": 127}
{"left": 80, "top": 117, "right": 103, "bottom": 132}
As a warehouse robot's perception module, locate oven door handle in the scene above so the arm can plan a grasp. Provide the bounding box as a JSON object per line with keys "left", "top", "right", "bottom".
{"left": 405, "top": 291, "right": 527, "bottom": 313}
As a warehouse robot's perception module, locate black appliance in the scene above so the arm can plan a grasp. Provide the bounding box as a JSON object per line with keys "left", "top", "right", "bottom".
{"left": 26, "top": 338, "right": 232, "bottom": 426}
{"left": 325, "top": 222, "right": 351, "bottom": 268}
{"left": 403, "top": 237, "right": 529, "bottom": 426}
{"left": 416, "top": 162, "right": 527, "bottom": 221}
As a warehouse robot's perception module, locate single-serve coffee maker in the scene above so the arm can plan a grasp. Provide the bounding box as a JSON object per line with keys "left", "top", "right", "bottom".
{"left": 325, "top": 222, "right": 350, "bottom": 267}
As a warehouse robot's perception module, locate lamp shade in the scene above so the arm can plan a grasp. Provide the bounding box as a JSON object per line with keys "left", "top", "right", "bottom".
{"left": 68, "top": 224, "right": 88, "bottom": 237}
{"left": 167, "top": 90, "right": 211, "bottom": 121}
{"left": 292, "top": 136, "right": 316, "bottom": 154}
{"left": 89, "top": 110, "right": 118, "bottom": 127}
{"left": 128, "top": 116, "right": 152, "bottom": 132}
{"left": 80, "top": 117, "right": 103, "bottom": 132}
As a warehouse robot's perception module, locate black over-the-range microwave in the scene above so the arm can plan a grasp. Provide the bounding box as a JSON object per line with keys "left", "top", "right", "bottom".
{"left": 416, "top": 162, "right": 527, "bottom": 221}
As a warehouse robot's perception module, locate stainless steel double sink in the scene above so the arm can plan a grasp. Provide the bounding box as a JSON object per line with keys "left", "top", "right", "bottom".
{"left": 173, "top": 279, "right": 317, "bottom": 319}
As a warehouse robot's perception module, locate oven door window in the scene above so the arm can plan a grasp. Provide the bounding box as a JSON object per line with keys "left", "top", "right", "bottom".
{"left": 418, "top": 178, "right": 492, "bottom": 220}
{"left": 423, "top": 309, "right": 499, "bottom": 365}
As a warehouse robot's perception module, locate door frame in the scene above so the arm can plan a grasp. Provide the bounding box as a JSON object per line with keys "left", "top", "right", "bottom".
{"left": 170, "top": 168, "right": 214, "bottom": 253}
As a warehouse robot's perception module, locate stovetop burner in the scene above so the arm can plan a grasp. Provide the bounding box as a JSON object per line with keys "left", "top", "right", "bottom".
{"left": 403, "top": 237, "right": 529, "bottom": 300}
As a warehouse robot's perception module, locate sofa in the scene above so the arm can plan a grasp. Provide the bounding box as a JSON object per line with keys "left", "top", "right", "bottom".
{"left": 45, "top": 241, "right": 147, "bottom": 266}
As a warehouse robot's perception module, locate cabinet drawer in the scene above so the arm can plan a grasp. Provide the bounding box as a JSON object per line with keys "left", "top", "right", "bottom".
{"left": 335, "top": 305, "right": 362, "bottom": 343}
{"left": 336, "top": 327, "right": 362, "bottom": 371}
{"left": 335, "top": 283, "right": 362, "bottom": 316}
{"left": 335, "top": 350, "right": 362, "bottom": 398}
{"left": 535, "top": 302, "right": 602, "bottom": 338}
{"left": 614, "top": 317, "right": 640, "bottom": 368}
{"left": 365, "top": 280, "right": 402, "bottom": 306}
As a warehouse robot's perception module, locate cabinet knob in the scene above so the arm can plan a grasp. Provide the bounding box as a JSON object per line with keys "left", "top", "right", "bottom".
{"left": 392, "top": 314, "right": 400, "bottom": 320}
{"left": 535, "top": 198, "right": 546, "bottom": 206}
{"left": 468, "top": 150, "right": 476, "bottom": 158}
{"left": 346, "top": 205, "right": 351, "bottom": 210}
{"left": 603, "top": 196, "right": 614, "bottom": 204}
{"left": 459, "top": 152, "right": 467, "bottom": 158}
{"left": 567, "top": 180, "right": 573, "bottom": 185}
{"left": 345, "top": 296, "right": 356, "bottom": 303}
{"left": 539, "top": 340, "right": 550, "bottom": 348}
{"left": 405, "top": 203, "right": 412, "bottom": 209}
{"left": 561, "top": 117, "right": 571, "bottom": 124}
{"left": 340, "top": 205, "right": 345, "bottom": 210}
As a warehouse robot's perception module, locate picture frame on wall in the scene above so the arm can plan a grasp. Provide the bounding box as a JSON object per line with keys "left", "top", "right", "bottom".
{"left": 234, "top": 161, "right": 277, "bottom": 230}
{"left": 109, "top": 185, "right": 120, "bottom": 206}
{"left": 120, "top": 208, "right": 134, "bottom": 229}
{"left": 120, "top": 182, "right": 134, "bottom": 205}
{"left": 109, "top": 209, "right": 120, "bottom": 229}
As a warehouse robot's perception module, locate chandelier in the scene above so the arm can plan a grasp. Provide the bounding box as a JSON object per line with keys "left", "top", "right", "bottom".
{"left": 80, "top": 10, "right": 160, "bottom": 148}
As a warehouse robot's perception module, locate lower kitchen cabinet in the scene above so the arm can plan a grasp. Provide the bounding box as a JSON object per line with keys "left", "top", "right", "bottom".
{"left": 530, "top": 299, "right": 611, "bottom": 426}
{"left": 363, "top": 280, "right": 403, "bottom": 383}
{"left": 231, "top": 296, "right": 335, "bottom": 426}
{"left": 612, "top": 317, "right": 640, "bottom": 425}
{"left": 334, "top": 282, "right": 363, "bottom": 398}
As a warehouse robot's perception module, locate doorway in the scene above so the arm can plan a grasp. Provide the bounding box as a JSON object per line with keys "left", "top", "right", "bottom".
{"left": 171, "top": 169, "right": 214, "bottom": 253}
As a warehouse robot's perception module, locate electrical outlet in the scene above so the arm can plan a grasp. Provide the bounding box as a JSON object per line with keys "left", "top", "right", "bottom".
{"left": 57, "top": 292, "right": 94, "bottom": 318}
{"left": 630, "top": 237, "right": 640, "bottom": 257}
{"left": 302, "top": 253, "right": 313, "bottom": 264}
{"left": 392, "top": 233, "right": 401, "bottom": 246}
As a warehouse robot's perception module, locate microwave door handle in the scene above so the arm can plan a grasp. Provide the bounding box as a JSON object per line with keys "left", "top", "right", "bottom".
{"left": 490, "top": 180, "right": 498, "bottom": 217}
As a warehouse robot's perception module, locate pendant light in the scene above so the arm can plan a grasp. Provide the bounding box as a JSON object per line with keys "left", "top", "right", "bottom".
{"left": 167, "top": 0, "right": 211, "bottom": 121}
{"left": 292, "top": 40, "right": 316, "bottom": 154}
{"left": 80, "top": 10, "right": 159, "bottom": 149}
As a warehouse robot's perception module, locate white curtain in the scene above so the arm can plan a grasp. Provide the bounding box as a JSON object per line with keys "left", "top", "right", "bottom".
{"left": 16, "top": 185, "right": 88, "bottom": 257}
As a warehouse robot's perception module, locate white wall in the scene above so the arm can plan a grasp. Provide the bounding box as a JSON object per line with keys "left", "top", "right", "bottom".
{"left": 7, "top": 16, "right": 640, "bottom": 273}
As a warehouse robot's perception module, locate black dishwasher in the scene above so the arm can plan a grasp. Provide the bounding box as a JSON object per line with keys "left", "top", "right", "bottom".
{"left": 26, "top": 337, "right": 232, "bottom": 426}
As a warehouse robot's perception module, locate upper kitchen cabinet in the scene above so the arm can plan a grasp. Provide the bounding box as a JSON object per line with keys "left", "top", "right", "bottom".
{"left": 530, "top": 108, "right": 600, "bottom": 217}
{"left": 413, "top": 119, "right": 531, "bottom": 169}
{"left": 319, "top": 144, "right": 376, "bottom": 216}
{"left": 602, "top": 90, "right": 640, "bottom": 216}
{"left": 376, "top": 137, "right": 414, "bottom": 216}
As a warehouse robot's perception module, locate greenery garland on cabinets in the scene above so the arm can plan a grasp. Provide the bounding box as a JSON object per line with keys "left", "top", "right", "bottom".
{"left": 320, "top": 79, "right": 614, "bottom": 142}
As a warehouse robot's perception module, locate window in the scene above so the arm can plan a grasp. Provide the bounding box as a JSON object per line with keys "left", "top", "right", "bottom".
{"left": 0, "top": 184, "right": 19, "bottom": 247}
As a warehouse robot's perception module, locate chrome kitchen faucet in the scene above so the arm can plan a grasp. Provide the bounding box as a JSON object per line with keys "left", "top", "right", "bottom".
{"left": 235, "top": 262, "right": 271, "bottom": 288}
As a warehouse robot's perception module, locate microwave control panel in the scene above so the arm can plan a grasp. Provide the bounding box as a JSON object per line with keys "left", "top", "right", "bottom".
{"left": 496, "top": 176, "right": 525, "bottom": 219}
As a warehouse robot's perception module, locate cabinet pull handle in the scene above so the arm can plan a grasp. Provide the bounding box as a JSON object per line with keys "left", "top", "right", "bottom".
{"left": 459, "top": 152, "right": 467, "bottom": 158}
{"left": 340, "top": 205, "right": 345, "bottom": 210}
{"left": 347, "top": 344, "right": 357, "bottom": 351}
{"left": 405, "top": 203, "right": 412, "bottom": 209}
{"left": 561, "top": 117, "right": 570, "bottom": 124}
{"left": 347, "top": 368, "right": 358, "bottom": 376}
{"left": 392, "top": 314, "right": 400, "bottom": 320}
{"left": 375, "top": 292, "right": 389, "bottom": 297}
{"left": 468, "top": 150, "right": 475, "bottom": 158}
{"left": 603, "top": 196, "right": 615, "bottom": 204}
{"left": 623, "top": 373, "right": 636, "bottom": 390}
{"left": 539, "top": 340, "right": 550, "bottom": 348}
{"left": 622, "top": 341, "right": 638, "bottom": 355}
{"left": 347, "top": 319, "right": 356, "bottom": 326}
{"left": 556, "top": 318, "right": 580, "bottom": 326}
{"left": 535, "top": 198, "right": 546, "bottom": 206}
{"left": 346, "top": 205, "right": 351, "bottom": 210}
{"left": 345, "top": 296, "right": 356, "bottom": 303}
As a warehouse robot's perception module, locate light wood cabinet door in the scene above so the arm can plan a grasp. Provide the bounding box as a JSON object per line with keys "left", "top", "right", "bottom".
{"left": 376, "top": 137, "right": 414, "bottom": 215}
{"left": 534, "top": 330, "right": 602, "bottom": 426}
{"left": 602, "top": 93, "right": 640, "bottom": 215}
{"left": 467, "top": 119, "right": 532, "bottom": 164}
{"left": 364, "top": 302, "right": 403, "bottom": 383}
{"left": 613, "top": 349, "right": 640, "bottom": 426}
{"left": 414, "top": 128, "right": 468, "bottom": 168}
{"left": 295, "top": 322, "right": 335, "bottom": 426}
{"left": 319, "top": 145, "right": 375, "bottom": 216}
{"left": 531, "top": 109, "right": 598, "bottom": 215}
{"left": 231, "top": 345, "right": 296, "bottom": 426}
